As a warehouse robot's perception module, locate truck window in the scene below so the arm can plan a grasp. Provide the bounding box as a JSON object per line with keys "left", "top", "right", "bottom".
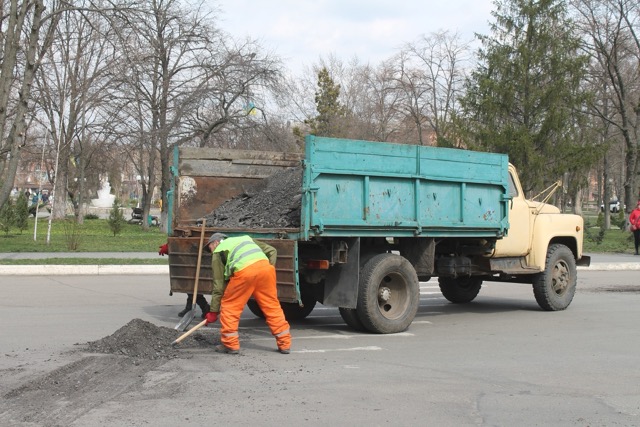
{"left": 508, "top": 173, "right": 518, "bottom": 198}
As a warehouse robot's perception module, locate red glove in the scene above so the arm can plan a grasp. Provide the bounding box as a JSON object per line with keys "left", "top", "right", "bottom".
{"left": 205, "top": 312, "right": 218, "bottom": 324}
{"left": 158, "top": 243, "right": 169, "bottom": 256}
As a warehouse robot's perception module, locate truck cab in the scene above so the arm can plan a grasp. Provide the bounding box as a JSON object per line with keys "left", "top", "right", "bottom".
{"left": 493, "top": 164, "right": 588, "bottom": 273}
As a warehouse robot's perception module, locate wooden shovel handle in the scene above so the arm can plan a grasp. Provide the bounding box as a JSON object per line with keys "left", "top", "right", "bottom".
{"left": 191, "top": 220, "right": 207, "bottom": 306}
{"left": 171, "top": 319, "right": 208, "bottom": 346}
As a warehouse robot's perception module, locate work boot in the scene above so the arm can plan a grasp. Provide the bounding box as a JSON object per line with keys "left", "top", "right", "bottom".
{"left": 196, "top": 294, "right": 210, "bottom": 319}
{"left": 278, "top": 348, "right": 290, "bottom": 355}
{"left": 178, "top": 294, "right": 193, "bottom": 317}
{"left": 215, "top": 344, "right": 239, "bottom": 355}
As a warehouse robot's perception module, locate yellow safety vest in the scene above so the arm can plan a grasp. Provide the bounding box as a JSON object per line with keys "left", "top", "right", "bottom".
{"left": 214, "top": 235, "right": 268, "bottom": 279}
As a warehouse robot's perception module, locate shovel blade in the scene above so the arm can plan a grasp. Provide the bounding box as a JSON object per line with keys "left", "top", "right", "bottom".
{"left": 174, "top": 309, "right": 196, "bottom": 331}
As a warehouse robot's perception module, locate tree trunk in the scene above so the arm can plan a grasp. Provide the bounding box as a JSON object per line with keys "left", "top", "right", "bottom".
{"left": 0, "top": 1, "right": 44, "bottom": 209}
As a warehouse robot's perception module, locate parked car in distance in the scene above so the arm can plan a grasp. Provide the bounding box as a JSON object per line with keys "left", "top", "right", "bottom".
{"left": 600, "top": 199, "right": 623, "bottom": 213}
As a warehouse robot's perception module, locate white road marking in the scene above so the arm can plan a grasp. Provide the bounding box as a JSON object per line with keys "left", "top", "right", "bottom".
{"left": 295, "top": 346, "right": 383, "bottom": 353}
{"left": 250, "top": 332, "right": 414, "bottom": 341}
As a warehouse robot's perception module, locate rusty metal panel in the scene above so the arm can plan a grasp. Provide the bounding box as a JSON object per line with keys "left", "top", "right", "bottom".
{"left": 174, "top": 148, "right": 303, "bottom": 228}
{"left": 270, "top": 239, "right": 298, "bottom": 303}
{"left": 168, "top": 233, "right": 298, "bottom": 304}
{"left": 167, "top": 235, "right": 214, "bottom": 293}
{"left": 176, "top": 176, "right": 264, "bottom": 226}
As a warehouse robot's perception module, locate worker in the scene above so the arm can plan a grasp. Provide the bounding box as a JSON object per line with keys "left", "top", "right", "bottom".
{"left": 159, "top": 243, "right": 210, "bottom": 318}
{"left": 204, "top": 233, "right": 291, "bottom": 355}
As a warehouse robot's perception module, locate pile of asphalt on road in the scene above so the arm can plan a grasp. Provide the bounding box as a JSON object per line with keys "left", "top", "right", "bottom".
{"left": 84, "top": 319, "right": 214, "bottom": 360}
{"left": 203, "top": 167, "right": 303, "bottom": 229}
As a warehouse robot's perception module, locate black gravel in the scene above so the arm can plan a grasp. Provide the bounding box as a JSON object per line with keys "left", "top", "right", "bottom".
{"left": 84, "top": 319, "right": 214, "bottom": 360}
{"left": 203, "top": 167, "right": 303, "bottom": 229}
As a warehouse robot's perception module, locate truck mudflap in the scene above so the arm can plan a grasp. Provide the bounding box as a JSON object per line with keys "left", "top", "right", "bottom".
{"left": 576, "top": 255, "right": 591, "bottom": 267}
{"left": 168, "top": 234, "right": 299, "bottom": 303}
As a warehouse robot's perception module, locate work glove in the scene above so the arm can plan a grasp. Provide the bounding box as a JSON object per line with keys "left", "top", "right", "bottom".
{"left": 205, "top": 312, "right": 219, "bottom": 324}
{"left": 158, "top": 243, "right": 169, "bottom": 256}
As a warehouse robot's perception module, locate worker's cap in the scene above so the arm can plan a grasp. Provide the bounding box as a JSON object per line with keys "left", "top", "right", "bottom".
{"left": 206, "top": 232, "right": 227, "bottom": 248}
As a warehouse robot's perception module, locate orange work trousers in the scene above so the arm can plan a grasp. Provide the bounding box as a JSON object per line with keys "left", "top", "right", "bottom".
{"left": 219, "top": 259, "right": 291, "bottom": 351}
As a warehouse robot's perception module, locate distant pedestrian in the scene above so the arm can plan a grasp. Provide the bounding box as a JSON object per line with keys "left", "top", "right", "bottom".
{"left": 629, "top": 201, "right": 640, "bottom": 255}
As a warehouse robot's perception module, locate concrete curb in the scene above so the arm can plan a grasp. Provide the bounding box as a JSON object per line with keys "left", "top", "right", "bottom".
{"left": 0, "top": 265, "right": 169, "bottom": 276}
{"left": 578, "top": 263, "right": 640, "bottom": 271}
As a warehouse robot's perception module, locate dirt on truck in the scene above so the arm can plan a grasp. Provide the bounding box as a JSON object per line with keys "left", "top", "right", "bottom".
{"left": 166, "top": 136, "right": 590, "bottom": 334}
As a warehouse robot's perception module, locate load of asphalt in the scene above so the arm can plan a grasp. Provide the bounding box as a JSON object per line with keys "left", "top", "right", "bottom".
{"left": 203, "top": 166, "right": 303, "bottom": 229}
{"left": 84, "top": 318, "right": 214, "bottom": 360}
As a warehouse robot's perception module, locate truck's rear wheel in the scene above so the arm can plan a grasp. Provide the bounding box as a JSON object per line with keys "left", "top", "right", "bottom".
{"left": 532, "top": 244, "right": 577, "bottom": 311}
{"left": 246, "top": 292, "right": 317, "bottom": 321}
{"left": 246, "top": 299, "right": 265, "bottom": 318}
{"left": 438, "top": 277, "right": 482, "bottom": 303}
{"left": 339, "top": 307, "right": 367, "bottom": 332}
{"left": 356, "top": 253, "right": 419, "bottom": 334}
{"left": 281, "top": 299, "right": 316, "bottom": 320}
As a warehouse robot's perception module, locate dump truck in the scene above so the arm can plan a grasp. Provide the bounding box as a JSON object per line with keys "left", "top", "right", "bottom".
{"left": 166, "top": 136, "right": 590, "bottom": 334}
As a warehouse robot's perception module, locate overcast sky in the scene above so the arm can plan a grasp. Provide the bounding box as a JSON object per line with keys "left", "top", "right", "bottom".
{"left": 213, "top": 0, "right": 496, "bottom": 75}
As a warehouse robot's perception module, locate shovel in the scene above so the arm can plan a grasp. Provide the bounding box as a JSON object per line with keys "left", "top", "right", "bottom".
{"left": 174, "top": 219, "right": 207, "bottom": 331}
{"left": 171, "top": 319, "right": 207, "bottom": 347}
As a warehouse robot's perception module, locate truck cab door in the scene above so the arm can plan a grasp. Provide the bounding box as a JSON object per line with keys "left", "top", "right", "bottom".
{"left": 494, "top": 169, "right": 532, "bottom": 256}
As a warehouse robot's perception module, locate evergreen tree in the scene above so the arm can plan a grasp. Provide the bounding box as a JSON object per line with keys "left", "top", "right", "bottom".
{"left": 14, "top": 193, "right": 29, "bottom": 234}
{"left": 460, "top": 0, "right": 592, "bottom": 193}
{"left": 107, "top": 199, "right": 126, "bottom": 237}
{"left": 0, "top": 197, "right": 15, "bottom": 236}
{"left": 306, "top": 67, "right": 347, "bottom": 137}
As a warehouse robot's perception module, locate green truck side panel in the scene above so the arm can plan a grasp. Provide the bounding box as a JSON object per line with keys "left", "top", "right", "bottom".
{"left": 301, "top": 136, "right": 509, "bottom": 239}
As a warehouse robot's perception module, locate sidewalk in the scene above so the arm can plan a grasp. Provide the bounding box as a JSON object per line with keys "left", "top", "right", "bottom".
{"left": 0, "top": 252, "right": 168, "bottom": 275}
{"left": 0, "top": 252, "right": 638, "bottom": 276}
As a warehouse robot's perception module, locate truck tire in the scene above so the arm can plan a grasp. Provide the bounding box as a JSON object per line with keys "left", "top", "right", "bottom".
{"left": 438, "top": 277, "right": 482, "bottom": 303}
{"left": 281, "top": 299, "right": 316, "bottom": 321}
{"left": 532, "top": 244, "right": 577, "bottom": 311}
{"left": 246, "top": 299, "right": 265, "bottom": 318}
{"left": 339, "top": 307, "right": 367, "bottom": 332}
{"left": 356, "top": 253, "right": 420, "bottom": 334}
{"left": 246, "top": 294, "right": 317, "bottom": 321}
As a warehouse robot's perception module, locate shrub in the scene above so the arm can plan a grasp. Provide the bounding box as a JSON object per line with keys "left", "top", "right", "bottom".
{"left": 62, "top": 219, "right": 83, "bottom": 250}
{"left": 14, "top": 193, "right": 29, "bottom": 234}
{"left": 596, "top": 212, "right": 604, "bottom": 228}
{"left": 84, "top": 213, "right": 99, "bottom": 220}
{"left": 585, "top": 226, "right": 605, "bottom": 245}
{"left": 0, "top": 198, "right": 15, "bottom": 236}
{"left": 611, "top": 210, "right": 626, "bottom": 230}
{"left": 107, "top": 199, "right": 126, "bottom": 236}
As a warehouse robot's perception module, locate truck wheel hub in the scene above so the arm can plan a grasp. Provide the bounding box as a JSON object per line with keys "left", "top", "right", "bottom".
{"left": 378, "top": 287, "right": 391, "bottom": 302}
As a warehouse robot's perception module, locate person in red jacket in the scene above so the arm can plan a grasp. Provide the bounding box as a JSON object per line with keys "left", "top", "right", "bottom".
{"left": 159, "top": 243, "right": 210, "bottom": 317}
{"left": 629, "top": 201, "right": 640, "bottom": 255}
{"left": 203, "top": 233, "right": 291, "bottom": 355}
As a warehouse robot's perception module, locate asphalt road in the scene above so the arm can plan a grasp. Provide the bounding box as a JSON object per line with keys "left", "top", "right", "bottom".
{"left": 1, "top": 270, "right": 638, "bottom": 426}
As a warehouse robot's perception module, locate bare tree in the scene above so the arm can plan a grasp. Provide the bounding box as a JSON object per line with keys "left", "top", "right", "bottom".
{"left": 33, "top": 6, "right": 119, "bottom": 220}
{"left": 105, "top": 0, "right": 283, "bottom": 229}
{"left": 388, "top": 49, "right": 432, "bottom": 145}
{"left": 0, "top": 0, "right": 60, "bottom": 209}
{"left": 572, "top": 0, "right": 640, "bottom": 211}
{"left": 405, "top": 30, "right": 470, "bottom": 146}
